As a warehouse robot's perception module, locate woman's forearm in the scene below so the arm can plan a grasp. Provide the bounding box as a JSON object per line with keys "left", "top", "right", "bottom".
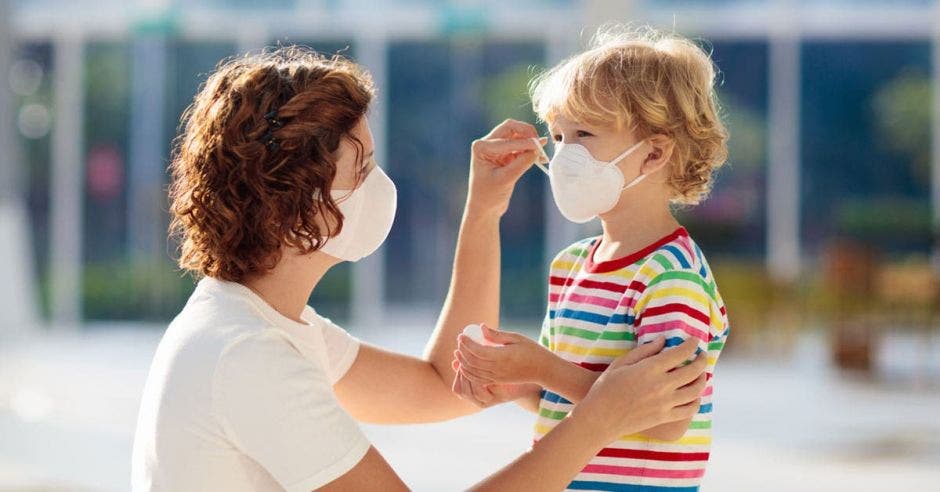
{"left": 540, "top": 353, "right": 600, "bottom": 404}
{"left": 423, "top": 205, "right": 502, "bottom": 402}
{"left": 470, "top": 411, "right": 606, "bottom": 491}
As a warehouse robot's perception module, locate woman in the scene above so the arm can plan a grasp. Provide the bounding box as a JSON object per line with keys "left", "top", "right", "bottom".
{"left": 131, "top": 47, "right": 706, "bottom": 491}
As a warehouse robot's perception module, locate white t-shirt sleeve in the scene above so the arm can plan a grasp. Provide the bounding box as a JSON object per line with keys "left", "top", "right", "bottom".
{"left": 316, "top": 315, "right": 362, "bottom": 384}
{"left": 212, "top": 331, "right": 371, "bottom": 492}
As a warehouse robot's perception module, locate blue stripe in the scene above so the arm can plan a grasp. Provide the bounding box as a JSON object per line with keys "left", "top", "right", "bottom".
{"left": 548, "top": 310, "right": 635, "bottom": 326}
{"left": 569, "top": 481, "right": 699, "bottom": 492}
{"left": 550, "top": 308, "right": 612, "bottom": 325}
{"left": 699, "top": 403, "right": 712, "bottom": 413}
{"left": 540, "top": 389, "right": 572, "bottom": 405}
{"left": 610, "top": 313, "right": 635, "bottom": 325}
{"left": 661, "top": 244, "right": 691, "bottom": 269}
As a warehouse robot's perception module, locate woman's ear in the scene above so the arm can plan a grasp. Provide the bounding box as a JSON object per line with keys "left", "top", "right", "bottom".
{"left": 640, "top": 134, "right": 675, "bottom": 176}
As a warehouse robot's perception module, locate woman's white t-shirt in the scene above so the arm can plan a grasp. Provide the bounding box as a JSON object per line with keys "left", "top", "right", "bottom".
{"left": 132, "top": 277, "right": 370, "bottom": 492}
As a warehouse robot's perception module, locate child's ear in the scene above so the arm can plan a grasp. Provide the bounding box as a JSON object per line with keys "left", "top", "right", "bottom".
{"left": 640, "top": 134, "right": 675, "bottom": 175}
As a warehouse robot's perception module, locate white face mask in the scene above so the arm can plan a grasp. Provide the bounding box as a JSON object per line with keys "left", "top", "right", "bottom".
{"left": 541, "top": 139, "right": 647, "bottom": 223}
{"left": 320, "top": 166, "right": 398, "bottom": 262}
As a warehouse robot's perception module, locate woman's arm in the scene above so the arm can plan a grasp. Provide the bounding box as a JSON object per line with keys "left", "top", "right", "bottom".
{"left": 334, "top": 120, "right": 548, "bottom": 424}
{"left": 326, "top": 339, "right": 708, "bottom": 490}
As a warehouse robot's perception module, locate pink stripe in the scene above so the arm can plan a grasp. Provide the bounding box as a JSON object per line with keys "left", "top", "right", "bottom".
{"left": 701, "top": 385, "right": 714, "bottom": 397}
{"left": 552, "top": 292, "right": 620, "bottom": 309}
{"left": 582, "top": 464, "right": 706, "bottom": 479}
{"left": 618, "top": 296, "right": 639, "bottom": 309}
{"left": 637, "top": 320, "right": 709, "bottom": 342}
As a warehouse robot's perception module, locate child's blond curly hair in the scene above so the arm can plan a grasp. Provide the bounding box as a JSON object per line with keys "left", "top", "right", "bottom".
{"left": 530, "top": 25, "right": 729, "bottom": 205}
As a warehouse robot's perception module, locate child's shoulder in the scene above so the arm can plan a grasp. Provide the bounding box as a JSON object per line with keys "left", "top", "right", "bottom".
{"left": 549, "top": 237, "right": 597, "bottom": 268}
{"left": 637, "top": 229, "right": 720, "bottom": 296}
{"left": 642, "top": 227, "right": 703, "bottom": 273}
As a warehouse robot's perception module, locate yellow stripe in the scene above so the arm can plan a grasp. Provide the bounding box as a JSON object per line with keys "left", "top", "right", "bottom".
{"left": 554, "top": 342, "right": 629, "bottom": 358}
{"left": 534, "top": 423, "right": 712, "bottom": 445}
{"left": 635, "top": 287, "right": 709, "bottom": 314}
{"left": 551, "top": 260, "right": 578, "bottom": 271}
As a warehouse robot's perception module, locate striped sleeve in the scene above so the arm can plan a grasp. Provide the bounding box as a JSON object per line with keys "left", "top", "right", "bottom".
{"left": 538, "top": 312, "right": 552, "bottom": 350}
{"left": 633, "top": 269, "right": 719, "bottom": 363}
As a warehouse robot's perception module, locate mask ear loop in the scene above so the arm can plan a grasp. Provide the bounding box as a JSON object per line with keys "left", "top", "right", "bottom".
{"left": 608, "top": 139, "right": 649, "bottom": 190}
{"left": 531, "top": 137, "right": 550, "bottom": 176}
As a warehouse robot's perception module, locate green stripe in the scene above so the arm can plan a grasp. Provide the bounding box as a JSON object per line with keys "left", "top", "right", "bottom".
{"left": 708, "top": 341, "right": 724, "bottom": 351}
{"left": 552, "top": 326, "right": 637, "bottom": 342}
{"left": 539, "top": 408, "right": 570, "bottom": 420}
{"left": 651, "top": 253, "right": 673, "bottom": 270}
{"left": 600, "top": 330, "right": 636, "bottom": 341}
{"left": 567, "top": 246, "right": 589, "bottom": 258}
{"left": 688, "top": 421, "right": 712, "bottom": 430}
{"left": 645, "top": 270, "right": 717, "bottom": 299}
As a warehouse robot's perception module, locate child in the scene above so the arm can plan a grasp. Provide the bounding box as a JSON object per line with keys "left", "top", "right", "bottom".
{"left": 453, "top": 26, "right": 730, "bottom": 491}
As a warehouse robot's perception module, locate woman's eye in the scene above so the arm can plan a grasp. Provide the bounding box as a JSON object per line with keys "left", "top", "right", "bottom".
{"left": 576, "top": 130, "right": 594, "bottom": 138}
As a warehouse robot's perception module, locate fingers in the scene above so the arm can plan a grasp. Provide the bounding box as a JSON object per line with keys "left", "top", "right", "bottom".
{"left": 668, "top": 352, "right": 708, "bottom": 389}
{"left": 673, "top": 373, "right": 708, "bottom": 406}
{"left": 480, "top": 324, "right": 520, "bottom": 345}
{"left": 454, "top": 351, "right": 496, "bottom": 383}
{"left": 485, "top": 119, "right": 539, "bottom": 140}
{"left": 609, "top": 337, "right": 665, "bottom": 369}
{"left": 472, "top": 137, "right": 544, "bottom": 160}
{"left": 468, "top": 373, "right": 494, "bottom": 404}
{"left": 458, "top": 334, "right": 498, "bottom": 361}
{"left": 669, "top": 397, "right": 702, "bottom": 421}
{"left": 650, "top": 337, "right": 700, "bottom": 371}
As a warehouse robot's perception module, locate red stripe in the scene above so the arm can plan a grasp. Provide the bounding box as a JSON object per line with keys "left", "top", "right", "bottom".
{"left": 549, "top": 276, "right": 574, "bottom": 287}
{"left": 585, "top": 227, "right": 689, "bottom": 274}
{"left": 596, "top": 448, "right": 710, "bottom": 462}
{"left": 550, "top": 276, "right": 630, "bottom": 294}
{"left": 638, "top": 303, "right": 710, "bottom": 326}
{"left": 578, "top": 361, "right": 609, "bottom": 372}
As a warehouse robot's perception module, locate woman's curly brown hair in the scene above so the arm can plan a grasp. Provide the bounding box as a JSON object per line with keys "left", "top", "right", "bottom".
{"left": 168, "top": 46, "right": 374, "bottom": 282}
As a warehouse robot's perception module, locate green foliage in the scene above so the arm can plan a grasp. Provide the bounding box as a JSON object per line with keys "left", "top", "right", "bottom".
{"left": 481, "top": 63, "right": 542, "bottom": 128}
{"left": 872, "top": 70, "right": 931, "bottom": 186}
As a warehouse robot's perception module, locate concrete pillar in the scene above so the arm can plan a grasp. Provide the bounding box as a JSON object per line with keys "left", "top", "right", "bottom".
{"left": 49, "top": 31, "right": 85, "bottom": 327}
{"left": 767, "top": 1, "right": 802, "bottom": 283}
{"left": 127, "top": 35, "right": 168, "bottom": 261}
{"left": 931, "top": 4, "right": 940, "bottom": 274}
{"left": 0, "top": 0, "right": 41, "bottom": 334}
{"left": 350, "top": 35, "right": 388, "bottom": 330}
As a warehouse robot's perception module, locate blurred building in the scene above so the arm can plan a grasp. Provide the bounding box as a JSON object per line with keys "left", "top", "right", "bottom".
{"left": 2, "top": 0, "right": 938, "bottom": 331}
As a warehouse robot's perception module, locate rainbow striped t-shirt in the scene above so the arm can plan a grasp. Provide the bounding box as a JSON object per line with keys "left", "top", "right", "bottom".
{"left": 534, "top": 227, "right": 729, "bottom": 492}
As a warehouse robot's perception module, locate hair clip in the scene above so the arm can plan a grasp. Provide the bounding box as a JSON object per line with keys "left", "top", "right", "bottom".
{"left": 264, "top": 109, "right": 283, "bottom": 129}
{"left": 262, "top": 130, "right": 279, "bottom": 151}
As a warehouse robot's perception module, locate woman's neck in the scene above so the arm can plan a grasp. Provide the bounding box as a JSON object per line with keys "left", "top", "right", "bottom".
{"left": 242, "top": 250, "right": 338, "bottom": 324}
{"left": 595, "top": 197, "right": 680, "bottom": 263}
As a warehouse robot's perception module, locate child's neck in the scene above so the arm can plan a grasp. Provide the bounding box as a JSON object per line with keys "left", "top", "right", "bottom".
{"left": 596, "top": 201, "right": 681, "bottom": 263}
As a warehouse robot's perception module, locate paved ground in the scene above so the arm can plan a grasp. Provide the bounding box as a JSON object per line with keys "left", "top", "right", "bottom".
{"left": 1, "top": 321, "right": 938, "bottom": 491}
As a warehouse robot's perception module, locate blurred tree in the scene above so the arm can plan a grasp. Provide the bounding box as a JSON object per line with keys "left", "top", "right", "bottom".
{"left": 872, "top": 69, "right": 931, "bottom": 187}
{"left": 481, "top": 63, "right": 541, "bottom": 128}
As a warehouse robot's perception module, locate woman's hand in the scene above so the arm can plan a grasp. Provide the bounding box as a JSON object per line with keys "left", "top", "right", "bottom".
{"left": 571, "top": 338, "right": 709, "bottom": 445}
{"left": 453, "top": 324, "right": 555, "bottom": 386}
{"left": 467, "top": 119, "right": 548, "bottom": 217}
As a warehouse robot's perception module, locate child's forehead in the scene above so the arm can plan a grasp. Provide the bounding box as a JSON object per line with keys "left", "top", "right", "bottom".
{"left": 547, "top": 113, "right": 621, "bottom": 132}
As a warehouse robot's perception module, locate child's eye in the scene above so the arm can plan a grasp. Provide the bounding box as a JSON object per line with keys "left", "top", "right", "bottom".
{"left": 552, "top": 134, "right": 563, "bottom": 142}
{"left": 576, "top": 130, "right": 594, "bottom": 138}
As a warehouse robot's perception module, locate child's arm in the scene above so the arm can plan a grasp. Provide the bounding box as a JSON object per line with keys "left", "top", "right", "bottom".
{"left": 631, "top": 268, "right": 722, "bottom": 441}
{"left": 456, "top": 329, "right": 694, "bottom": 441}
